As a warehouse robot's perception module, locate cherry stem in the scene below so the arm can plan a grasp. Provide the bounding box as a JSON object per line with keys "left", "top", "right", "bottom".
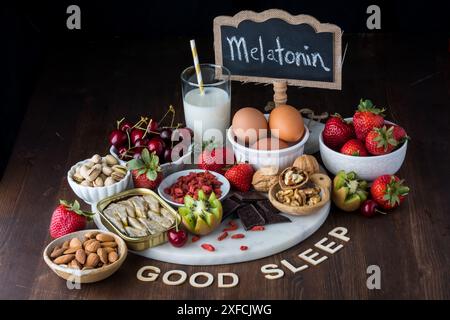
{"left": 116, "top": 117, "right": 125, "bottom": 130}
{"left": 375, "top": 208, "right": 388, "bottom": 215}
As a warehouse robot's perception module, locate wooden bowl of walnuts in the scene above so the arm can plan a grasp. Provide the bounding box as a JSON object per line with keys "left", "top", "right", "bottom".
{"left": 43, "top": 229, "right": 127, "bottom": 283}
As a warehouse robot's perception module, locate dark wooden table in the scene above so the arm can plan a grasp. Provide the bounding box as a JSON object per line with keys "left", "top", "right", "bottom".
{"left": 0, "top": 34, "right": 448, "bottom": 299}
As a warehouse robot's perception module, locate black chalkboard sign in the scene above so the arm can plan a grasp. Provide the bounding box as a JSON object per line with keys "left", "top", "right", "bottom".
{"left": 214, "top": 9, "right": 342, "bottom": 90}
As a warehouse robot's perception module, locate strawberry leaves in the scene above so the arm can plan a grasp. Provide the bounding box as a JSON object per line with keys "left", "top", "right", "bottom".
{"left": 59, "top": 199, "right": 95, "bottom": 220}
{"left": 358, "top": 98, "right": 386, "bottom": 115}
{"left": 127, "top": 148, "right": 161, "bottom": 181}
{"left": 373, "top": 126, "right": 399, "bottom": 151}
{"left": 382, "top": 176, "right": 410, "bottom": 207}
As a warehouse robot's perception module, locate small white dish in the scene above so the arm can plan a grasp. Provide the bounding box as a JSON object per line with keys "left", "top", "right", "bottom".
{"left": 319, "top": 119, "right": 408, "bottom": 181}
{"left": 67, "top": 159, "right": 133, "bottom": 205}
{"left": 157, "top": 169, "right": 230, "bottom": 207}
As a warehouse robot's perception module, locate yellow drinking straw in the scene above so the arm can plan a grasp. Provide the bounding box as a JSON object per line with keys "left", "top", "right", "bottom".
{"left": 190, "top": 39, "right": 205, "bottom": 95}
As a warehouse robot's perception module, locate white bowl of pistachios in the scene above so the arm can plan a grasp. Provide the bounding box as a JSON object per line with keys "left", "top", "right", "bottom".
{"left": 67, "top": 154, "right": 133, "bottom": 204}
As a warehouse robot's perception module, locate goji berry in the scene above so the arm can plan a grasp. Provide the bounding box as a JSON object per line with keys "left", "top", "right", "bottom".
{"left": 201, "top": 243, "right": 215, "bottom": 252}
{"left": 228, "top": 220, "right": 237, "bottom": 227}
{"left": 250, "top": 226, "right": 265, "bottom": 231}
{"left": 217, "top": 231, "right": 228, "bottom": 241}
{"left": 223, "top": 224, "right": 238, "bottom": 232}
{"left": 231, "top": 233, "right": 245, "bottom": 239}
{"left": 192, "top": 235, "right": 201, "bottom": 243}
{"left": 240, "top": 246, "right": 248, "bottom": 251}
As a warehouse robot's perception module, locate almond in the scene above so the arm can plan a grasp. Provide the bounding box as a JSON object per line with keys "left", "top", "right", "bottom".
{"left": 84, "top": 231, "right": 99, "bottom": 240}
{"left": 69, "top": 238, "right": 82, "bottom": 248}
{"left": 69, "top": 259, "right": 81, "bottom": 269}
{"left": 103, "top": 247, "right": 116, "bottom": 254}
{"left": 108, "top": 251, "right": 118, "bottom": 263}
{"left": 83, "top": 238, "right": 96, "bottom": 249}
{"left": 97, "top": 248, "right": 108, "bottom": 264}
{"left": 96, "top": 233, "right": 115, "bottom": 242}
{"left": 54, "top": 254, "right": 75, "bottom": 265}
{"left": 75, "top": 249, "right": 86, "bottom": 264}
{"left": 63, "top": 246, "right": 81, "bottom": 254}
{"left": 50, "top": 246, "right": 65, "bottom": 258}
{"left": 101, "top": 241, "right": 117, "bottom": 248}
{"left": 62, "top": 240, "right": 70, "bottom": 249}
{"left": 85, "top": 240, "right": 101, "bottom": 253}
{"left": 85, "top": 253, "right": 100, "bottom": 268}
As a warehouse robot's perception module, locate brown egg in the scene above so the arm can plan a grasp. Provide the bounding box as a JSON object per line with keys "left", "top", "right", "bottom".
{"left": 269, "top": 105, "right": 305, "bottom": 142}
{"left": 251, "top": 137, "right": 289, "bottom": 150}
{"left": 232, "top": 107, "right": 268, "bottom": 145}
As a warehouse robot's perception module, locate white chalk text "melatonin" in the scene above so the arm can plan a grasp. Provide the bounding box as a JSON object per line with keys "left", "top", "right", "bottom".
{"left": 226, "top": 36, "right": 331, "bottom": 71}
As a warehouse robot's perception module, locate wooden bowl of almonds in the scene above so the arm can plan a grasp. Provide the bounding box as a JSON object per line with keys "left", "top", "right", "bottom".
{"left": 43, "top": 229, "right": 127, "bottom": 283}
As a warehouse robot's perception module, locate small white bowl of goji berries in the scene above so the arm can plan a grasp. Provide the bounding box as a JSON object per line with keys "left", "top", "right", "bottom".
{"left": 157, "top": 169, "right": 231, "bottom": 207}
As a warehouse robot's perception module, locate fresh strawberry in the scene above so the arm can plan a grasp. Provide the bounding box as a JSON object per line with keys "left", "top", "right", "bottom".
{"left": 353, "top": 99, "right": 385, "bottom": 140}
{"left": 224, "top": 163, "right": 254, "bottom": 192}
{"left": 322, "top": 114, "right": 355, "bottom": 150}
{"left": 386, "top": 124, "right": 408, "bottom": 143}
{"left": 127, "top": 148, "right": 163, "bottom": 189}
{"left": 197, "top": 142, "right": 234, "bottom": 173}
{"left": 371, "top": 175, "right": 409, "bottom": 210}
{"left": 49, "top": 200, "right": 94, "bottom": 238}
{"left": 340, "top": 139, "right": 369, "bottom": 156}
{"left": 365, "top": 126, "right": 399, "bottom": 155}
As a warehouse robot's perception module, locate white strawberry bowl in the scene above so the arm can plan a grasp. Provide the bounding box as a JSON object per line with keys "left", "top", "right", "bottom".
{"left": 319, "top": 119, "right": 408, "bottom": 181}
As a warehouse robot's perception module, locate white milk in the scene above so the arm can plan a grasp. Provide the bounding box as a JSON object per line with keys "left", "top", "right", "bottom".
{"left": 183, "top": 87, "right": 230, "bottom": 143}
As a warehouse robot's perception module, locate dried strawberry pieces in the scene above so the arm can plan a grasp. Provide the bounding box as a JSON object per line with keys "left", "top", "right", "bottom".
{"left": 164, "top": 171, "right": 223, "bottom": 203}
{"left": 201, "top": 243, "right": 215, "bottom": 252}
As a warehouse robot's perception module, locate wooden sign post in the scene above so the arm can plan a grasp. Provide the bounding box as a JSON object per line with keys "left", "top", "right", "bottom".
{"left": 213, "top": 9, "right": 342, "bottom": 103}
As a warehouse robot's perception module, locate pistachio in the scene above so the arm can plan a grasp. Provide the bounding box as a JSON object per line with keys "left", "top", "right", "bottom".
{"left": 84, "top": 161, "right": 96, "bottom": 169}
{"left": 80, "top": 180, "right": 93, "bottom": 187}
{"left": 102, "top": 166, "right": 113, "bottom": 176}
{"left": 93, "top": 176, "right": 104, "bottom": 187}
{"left": 72, "top": 172, "right": 84, "bottom": 183}
{"left": 79, "top": 165, "right": 91, "bottom": 179}
{"left": 91, "top": 154, "right": 102, "bottom": 164}
{"left": 112, "top": 165, "right": 127, "bottom": 175}
{"left": 105, "top": 154, "right": 119, "bottom": 166}
{"left": 85, "top": 165, "right": 101, "bottom": 182}
{"left": 104, "top": 177, "right": 115, "bottom": 186}
{"left": 111, "top": 171, "right": 125, "bottom": 181}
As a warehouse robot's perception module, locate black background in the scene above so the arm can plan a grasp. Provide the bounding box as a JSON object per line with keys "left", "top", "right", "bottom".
{"left": 0, "top": 0, "right": 448, "bottom": 176}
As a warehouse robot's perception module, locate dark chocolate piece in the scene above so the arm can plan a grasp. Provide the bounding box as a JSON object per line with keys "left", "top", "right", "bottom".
{"left": 257, "top": 201, "right": 292, "bottom": 224}
{"left": 232, "top": 191, "right": 267, "bottom": 202}
{"left": 237, "top": 204, "right": 265, "bottom": 230}
{"left": 221, "top": 197, "right": 242, "bottom": 221}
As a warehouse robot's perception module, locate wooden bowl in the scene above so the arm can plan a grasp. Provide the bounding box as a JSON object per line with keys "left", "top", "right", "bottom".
{"left": 268, "top": 173, "right": 331, "bottom": 216}
{"left": 43, "top": 229, "right": 127, "bottom": 283}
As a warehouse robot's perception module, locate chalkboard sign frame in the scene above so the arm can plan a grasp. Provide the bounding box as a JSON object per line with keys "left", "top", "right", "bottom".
{"left": 213, "top": 9, "right": 342, "bottom": 90}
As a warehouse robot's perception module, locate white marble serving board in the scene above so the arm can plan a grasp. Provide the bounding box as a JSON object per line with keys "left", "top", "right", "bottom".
{"left": 92, "top": 201, "right": 330, "bottom": 266}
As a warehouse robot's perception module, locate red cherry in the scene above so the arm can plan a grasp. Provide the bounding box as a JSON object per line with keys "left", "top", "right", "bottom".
{"left": 109, "top": 129, "right": 127, "bottom": 148}
{"left": 120, "top": 121, "right": 133, "bottom": 132}
{"left": 147, "top": 137, "right": 165, "bottom": 156}
{"left": 147, "top": 119, "right": 159, "bottom": 132}
{"left": 130, "top": 128, "right": 144, "bottom": 145}
{"left": 163, "top": 148, "right": 172, "bottom": 163}
{"left": 168, "top": 229, "right": 188, "bottom": 247}
{"left": 360, "top": 199, "right": 385, "bottom": 217}
{"left": 160, "top": 128, "right": 173, "bottom": 142}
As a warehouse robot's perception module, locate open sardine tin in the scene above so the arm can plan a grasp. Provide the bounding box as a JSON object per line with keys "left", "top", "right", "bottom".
{"left": 97, "top": 188, "right": 181, "bottom": 251}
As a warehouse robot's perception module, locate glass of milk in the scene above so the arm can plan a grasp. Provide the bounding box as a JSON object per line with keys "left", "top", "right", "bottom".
{"left": 181, "top": 64, "right": 231, "bottom": 145}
